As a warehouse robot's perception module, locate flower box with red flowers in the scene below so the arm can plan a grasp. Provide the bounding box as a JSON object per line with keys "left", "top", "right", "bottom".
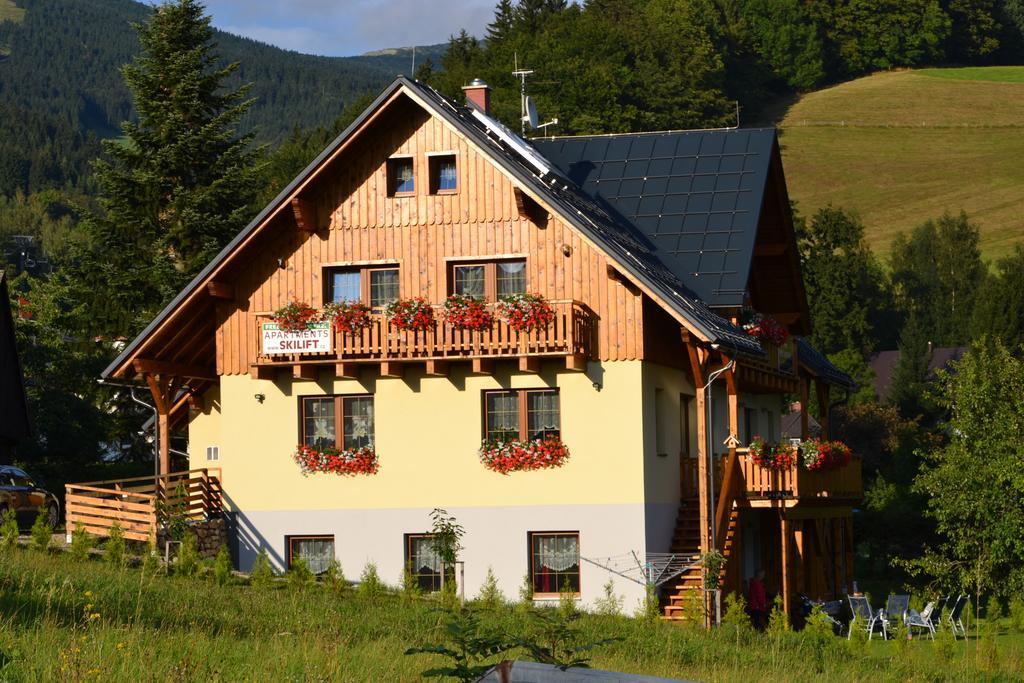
{"left": 292, "top": 444, "right": 379, "bottom": 476}
{"left": 496, "top": 293, "right": 555, "bottom": 333}
{"left": 743, "top": 313, "right": 790, "bottom": 347}
{"left": 324, "top": 301, "right": 373, "bottom": 334}
{"left": 799, "top": 438, "right": 852, "bottom": 472}
{"left": 443, "top": 294, "right": 494, "bottom": 331}
{"left": 271, "top": 301, "right": 320, "bottom": 333}
{"left": 385, "top": 297, "right": 435, "bottom": 331}
{"left": 748, "top": 436, "right": 796, "bottom": 471}
{"left": 478, "top": 435, "right": 570, "bottom": 474}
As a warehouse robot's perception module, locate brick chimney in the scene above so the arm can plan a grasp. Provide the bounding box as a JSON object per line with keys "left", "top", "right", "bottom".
{"left": 462, "top": 78, "right": 491, "bottom": 115}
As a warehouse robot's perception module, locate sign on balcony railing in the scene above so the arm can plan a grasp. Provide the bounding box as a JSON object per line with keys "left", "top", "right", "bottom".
{"left": 261, "top": 322, "right": 332, "bottom": 355}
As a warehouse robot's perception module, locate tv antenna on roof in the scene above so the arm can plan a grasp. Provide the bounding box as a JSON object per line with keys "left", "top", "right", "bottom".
{"left": 513, "top": 53, "right": 557, "bottom": 137}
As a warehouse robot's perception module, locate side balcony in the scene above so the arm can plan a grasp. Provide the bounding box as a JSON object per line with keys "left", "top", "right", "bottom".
{"left": 250, "top": 299, "right": 597, "bottom": 378}
{"left": 681, "top": 447, "right": 862, "bottom": 507}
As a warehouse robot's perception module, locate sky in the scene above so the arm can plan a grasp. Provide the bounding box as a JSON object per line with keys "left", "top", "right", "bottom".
{"left": 203, "top": 0, "right": 495, "bottom": 57}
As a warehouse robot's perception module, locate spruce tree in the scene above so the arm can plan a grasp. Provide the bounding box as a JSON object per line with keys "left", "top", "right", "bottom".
{"left": 80, "top": 0, "right": 264, "bottom": 335}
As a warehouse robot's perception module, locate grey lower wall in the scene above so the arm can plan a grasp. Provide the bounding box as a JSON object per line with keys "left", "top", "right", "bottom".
{"left": 230, "top": 503, "right": 650, "bottom": 610}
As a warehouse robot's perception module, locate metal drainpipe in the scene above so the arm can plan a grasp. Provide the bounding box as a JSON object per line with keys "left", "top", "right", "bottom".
{"left": 702, "top": 360, "right": 735, "bottom": 552}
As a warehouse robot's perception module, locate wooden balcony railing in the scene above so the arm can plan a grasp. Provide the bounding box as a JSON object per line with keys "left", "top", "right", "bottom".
{"left": 255, "top": 299, "right": 595, "bottom": 367}
{"left": 679, "top": 449, "right": 862, "bottom": 504}
{"left": 738, "top": 448, "right": 862, "bottom": 501}
{"left": 65, "top": 468, "right": 222, "bottom": 543}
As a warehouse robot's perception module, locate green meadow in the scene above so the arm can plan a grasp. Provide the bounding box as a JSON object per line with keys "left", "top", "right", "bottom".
{"left": 0, "top": 544, "right": 1019, "bottom": 681}
{"left": 778, "top": 67, "right": 1024, "bottom": 261}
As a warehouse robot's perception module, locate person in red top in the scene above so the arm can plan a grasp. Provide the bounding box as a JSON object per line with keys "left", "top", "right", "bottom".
{"left": 748, "top": 569, "right": 768, "bottom": 629}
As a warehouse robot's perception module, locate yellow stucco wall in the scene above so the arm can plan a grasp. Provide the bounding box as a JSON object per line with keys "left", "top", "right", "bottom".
{"left": 188, "top": 361, "right": 647, "bottom": 512}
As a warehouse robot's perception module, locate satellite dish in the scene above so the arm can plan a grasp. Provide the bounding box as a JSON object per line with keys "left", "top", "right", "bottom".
{"left": 524, "top": 96, "right": 539, "bottom": 129}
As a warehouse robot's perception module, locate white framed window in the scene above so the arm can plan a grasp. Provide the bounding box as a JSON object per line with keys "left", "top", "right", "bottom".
{"left": 206, "top": 446, "right": 219, "bottom": 461}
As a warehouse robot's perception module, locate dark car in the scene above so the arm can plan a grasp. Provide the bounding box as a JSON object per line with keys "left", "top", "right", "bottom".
{"left": 0, "top": 466, "right": 59, "bottom": 529}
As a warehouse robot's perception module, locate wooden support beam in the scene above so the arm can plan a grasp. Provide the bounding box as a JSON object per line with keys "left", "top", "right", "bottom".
{"left": 250, "top": 365, "right": 276, "bottom": 381}
{"left": 793, "top": 520, "right": 806, "bottom": 603}
{"left": 565, "top": 353, "right": 587, "bottom": 372}
{"left": 380, "top": 361, "right": 404, "bottom": 378}
{"left": 686, "top": 338, "right": 711, "bottom": 561}
{"left": 780, "top": 511, "right": 791, "bottom": 620}
{"left": 513, "top": 188, "right": 548, "bottom": 228}
{"left": 291, "top": 197, "right": 317, "bottom": 233}
{"left": 206, "top": 281, "right": 234, "bottom": 300}
{"left": 519, "top": 356, "right": 541, "bottom": 374}
{"left": 335, "top": 362, "right": 360, "bottom": 379}
{"left": 471, "top": 358, "right": 494, "bottom": 375}
{"left": 754, "top": 243, "right": 788, "bottom": 257}
{"left": 293, "top": 364, "right": 318, "bottom": 380}
{"left": 424, "top": 359, "right": 449, "bottom": 376}
{"left": 134, "top": 358, "right": 216, "bottom": 381}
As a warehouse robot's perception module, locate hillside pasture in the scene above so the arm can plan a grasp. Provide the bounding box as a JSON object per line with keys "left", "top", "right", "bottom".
{"left": 0, "top": 546, "right": 1020, "bottom": 681}
{"left": 0, "top": 0, "right": 25, "bottom": 24}
{"left": 778, "top": 68, "right": 1024, "bottom": 261}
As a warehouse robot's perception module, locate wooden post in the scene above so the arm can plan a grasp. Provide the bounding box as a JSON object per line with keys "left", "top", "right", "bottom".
{"left": 687, "top": 340, "right": 709, "bottom": 556}
{"left": 780, "top": 511, "right": 791, "bottom": 619}
{"left": 799, "top": 377, "right": 810, "bottom": 439}
{"left": 793, "top": 520, "right": 805, "bottom": 602}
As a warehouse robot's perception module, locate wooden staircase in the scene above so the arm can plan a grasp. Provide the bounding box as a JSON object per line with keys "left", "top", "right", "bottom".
{"left": 661, "top": 450, "right": 743, "bottom": 622}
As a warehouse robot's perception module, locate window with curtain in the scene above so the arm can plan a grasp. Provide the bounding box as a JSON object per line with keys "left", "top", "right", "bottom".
{"left": 484, "top": 389, "right": 559, "bottom": 442}
{"left": 529, "top": 532, "right": 580, "bottom": 595}
{"left": 429, "top": 154, "right": 457, "bottom": 193}
{"left": 288, "top": 536, "right": 334, "bottom": 575}
{"left": 450, "top": 260, "right": 526, "bottom": 301}
{"left": 406, "top": 534, "right": 443, "bottom": 592}
{"left": 387, "top": 157, "right": 415, "bottom": 195}
{"left": 326, "top": 266, "right": 399, "bottom": 307}
{"left": 301, "top": 396, "right": 374, "bottom": 450}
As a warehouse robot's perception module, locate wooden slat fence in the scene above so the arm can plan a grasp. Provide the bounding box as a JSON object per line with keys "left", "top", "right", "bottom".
{"left": 65, "top": 468, "right": 222, "bottom": 543}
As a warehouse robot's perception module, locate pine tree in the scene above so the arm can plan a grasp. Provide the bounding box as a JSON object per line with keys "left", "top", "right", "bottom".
{"left": 487, "top": 0, "right": 516, "bottom": 44}
{"left": 79, "top": 0, "right": 264, "bottom": 335}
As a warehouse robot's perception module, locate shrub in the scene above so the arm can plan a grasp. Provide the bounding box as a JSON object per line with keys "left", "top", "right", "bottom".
{"left": 635, "top": 582, "right": 661, "bottom": 622}
{"left": 323, "top": 558, "right": 347, "bottom": 594}
{"left": 517, "top": 573, "right": 535, "bottom": 613}
{"left": 934, "top": 619, "right": 958, "bottom": 661}
{"left": 68, "top": 523, "right": 93, "bottom": 562}
{"left": 357, "top": 562, "right": 385, "bottom": 599}
{"left": 721, "top": 592, "right": 752, "bottom": 640}
{"left": 249, "top": 547, "right": 275, "bottom": 588}
{"left": 766, "top": 595, "right": 789, "bottom": 633}
{"left": 287, "top": 556, "right": 314, "bottom": 591}
{"left": 1009, "top": 596, "right": 1024, "bottom": 633}
{"left": 984, "top": 595, "right": 1004, "bottom": 635}
{"left": 29, "top": 507, "right": 53, "bottom": 552}
{"left": 104, "top": 523, "right": 126, "bottom": 568}
{"left": 213, "top": 545, "right": 232, "bottom": 586}
{"left": 476, "top": 567, "right": 504, "bottom": 609}
{"left": 0, "top": 508, "right": 18, "bottom": 551}
{"left": 558, "top": 577, "right": 578, "bottom": 618}
{"left": 175, "top": 533, "right": 200, "bottom": 577}
{"left": 141, "top": 539, "right": 161, "bottom": 575}
{"left": 593, "top": 579, "right": 622, "bottom": 617}
{"left": 400, "top": 563, "right": 422, "bottom": 602}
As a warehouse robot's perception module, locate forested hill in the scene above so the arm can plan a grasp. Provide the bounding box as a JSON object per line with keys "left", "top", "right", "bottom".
{"left": 0, "top": 0, "right": 444, "bottom": 195}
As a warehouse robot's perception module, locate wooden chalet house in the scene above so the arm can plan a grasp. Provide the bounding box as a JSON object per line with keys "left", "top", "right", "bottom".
{"left": 88, "top": 77, "right": 860, "bottom": 618}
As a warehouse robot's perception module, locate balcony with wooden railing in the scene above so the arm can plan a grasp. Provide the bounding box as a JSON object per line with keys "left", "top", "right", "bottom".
{"left": 65, "top": 469, "right": 222, "bottom": 543}
{"left": 252, "top": 299, "right": 596, "bottom": 376}
{"left": 680, "top": 447, "right": 862, "bottom": 507}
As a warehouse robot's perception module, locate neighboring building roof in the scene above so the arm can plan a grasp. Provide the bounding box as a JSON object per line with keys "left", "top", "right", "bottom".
{"left": 533, "top": 130, "right": 776, "bottom": 308}
{"left": 781, "top": 403, "right": 822, "bottom": 440}
{"left": 0, "top": 272, "right": 31, "bottom": 445}
{"left": 869, "top": 346, "right": 967, "bottom": 401}
{"left": 796, "top": 338, "right": 856, "bottom": 389}
{"left": 476, "top": 660, "right": 691, "bottom": 682}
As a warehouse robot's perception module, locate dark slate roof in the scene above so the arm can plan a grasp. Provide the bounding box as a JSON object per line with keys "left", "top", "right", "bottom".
{"left": 403, "top": 80, "right": 761, "bottom": 355}
{"left": 796, "top": 338, "right": 856, "bottom": 389}
{"left": 0, "top": 273, "right": 31, "bottom": 443}
{"left": 532, "top": 129, "right": 777, "bottom": 308}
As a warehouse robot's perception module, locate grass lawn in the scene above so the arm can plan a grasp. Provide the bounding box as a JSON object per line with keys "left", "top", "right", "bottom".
{"left": 0, "top": 546, "right": 1020, "bottom": 681}
{"left": 778, "top": 68, "right": 1024, "bottom": 261}
{"left": 0, "top": 0, "right": 25, "bottom": 24}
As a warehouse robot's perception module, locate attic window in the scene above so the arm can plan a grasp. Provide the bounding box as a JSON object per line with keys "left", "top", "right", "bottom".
{"left": 387, "top": 157, "right": 415, "bottom": 196}
{"left": 428, "top": 154, "right": 457, "bottom": 194}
